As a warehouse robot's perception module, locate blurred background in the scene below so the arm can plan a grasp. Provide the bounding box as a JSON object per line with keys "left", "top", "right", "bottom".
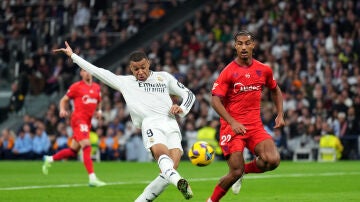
{"left": 0, "top": 0, "right": 359, "bottom": 163}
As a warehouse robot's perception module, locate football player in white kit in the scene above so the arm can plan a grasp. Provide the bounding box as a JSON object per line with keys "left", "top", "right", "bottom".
{"left": 53, "top": 41, "right": 196, "bottom": 201}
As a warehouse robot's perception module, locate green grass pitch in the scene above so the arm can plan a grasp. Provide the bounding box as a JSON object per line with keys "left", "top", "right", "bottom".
{"left": 0, "top": 160, "right": 359, "bottom": 202}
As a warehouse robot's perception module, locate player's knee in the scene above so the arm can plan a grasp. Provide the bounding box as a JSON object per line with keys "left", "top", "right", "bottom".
{"left": 265, "top": 155, "right": 280, "bottom": 170}
{"left": 231, "top": 167, "right": 244, "bottom": 179}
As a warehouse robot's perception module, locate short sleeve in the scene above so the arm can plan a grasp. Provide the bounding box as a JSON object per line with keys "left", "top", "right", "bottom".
{"left": 212, "top": 67, "right": 230, "bottom": 97}
{"left": 265, "top": 66, "right": 277, "bottom": 90}
{"left": 66, "top": 83, "right": 77, "bottom": 99}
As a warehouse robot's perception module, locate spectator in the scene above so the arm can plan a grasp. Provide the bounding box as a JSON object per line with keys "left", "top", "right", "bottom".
{"left": 12, "top": 129, "right": 33, "bottom": 160}
{"left": 94, "top": 13, "right": 110, "bottom": 33}
{"left": 73, "top": 1, "right": 91, "bottom": 28}
{"left": 45, "top": 57, "right": 65, "bottom": 95}
{"left": 148, "top": 3, "right": 166, "bottom": 20}
{"left": 125, "top": 129, "right": 149, "bottom": 162}
{"left": 52, "top": 122, "right": 71, "bottom": 153}
{"left": 20, "top": 57, "right": 45, "bottom": 95}
{"left": 99, "top": 127, "right": 119, "bottom": 161}
{"left": 0, "top": 128, "right": 15, "bottom": 159}
{"left": 32, "top": 121, "right": 51, "bottom": 159}
{"left": 319, "top": 123, "right": 344, "bottom": 161}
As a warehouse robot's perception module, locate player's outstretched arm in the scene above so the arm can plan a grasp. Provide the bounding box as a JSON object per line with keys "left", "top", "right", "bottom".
{"left": 53, "top": 41, "right": 122, "bottom": 91}
{"left": 52, "top": 41, "right": 73, "bottom": 57}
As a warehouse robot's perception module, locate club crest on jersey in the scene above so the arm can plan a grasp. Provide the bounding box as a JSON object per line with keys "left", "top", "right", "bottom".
{"left": 232, "top": 73, "right": 239, "bottom": 78}
{"left": 157, "top": 76, "right": 163, "bottom": 82}
{"left": 245, "top": 73, "right": 250, "bottom": 78}
{"left": 256, "top": 70, "right": 262, "bottom": 77}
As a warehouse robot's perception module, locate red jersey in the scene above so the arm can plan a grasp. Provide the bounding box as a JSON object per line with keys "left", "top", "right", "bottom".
{"left": 66, "top": 81, "right": 101, "bottom": 125}
{"left": 212, "top": 59, "right": 277, "bottom": 131}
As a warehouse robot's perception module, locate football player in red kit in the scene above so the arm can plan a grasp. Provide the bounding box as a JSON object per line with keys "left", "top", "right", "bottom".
{"left": 207, "top": 30, "right": 285, "bottom": 201}
{"left": 42, "top": 68, "right": 106, "bottom": 187}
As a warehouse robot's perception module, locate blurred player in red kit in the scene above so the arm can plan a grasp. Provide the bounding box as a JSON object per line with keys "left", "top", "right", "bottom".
{"left": 207, "top": 30, "right": 285, "bottom": 201}
{"left": 42, "top": 68, "right": 106, "bottom": 187}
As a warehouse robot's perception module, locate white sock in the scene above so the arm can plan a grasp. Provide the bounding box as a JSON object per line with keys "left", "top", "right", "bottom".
{"left": 157, "top": 155, "right": 181, "bottom": 186}
{"left": 135, "top": 174, "right": 169, "bottom": 202}
{"left": 89, "top": 173, "right": 97, "bottom": 181}
{"left": 47, "top": 156, "right": 54, "bottom": 162}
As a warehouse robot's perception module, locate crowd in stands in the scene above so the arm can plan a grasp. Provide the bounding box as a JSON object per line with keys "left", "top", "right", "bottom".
{"left": 0, "top": 0, "right": 182, "bottom": 95}
{"left": 1, "top": 0, "right": 360, "bottom": 161}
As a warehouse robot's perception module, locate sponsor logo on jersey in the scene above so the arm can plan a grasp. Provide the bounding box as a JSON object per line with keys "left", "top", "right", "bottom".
{"left": 82, "top": 95, "right": 98, "bottom": 104}
{"left": 139, "top": 82, "right": 166, "bottom": 93}
{"left": 233, "top": 82, "right": 261, "bottom": 93}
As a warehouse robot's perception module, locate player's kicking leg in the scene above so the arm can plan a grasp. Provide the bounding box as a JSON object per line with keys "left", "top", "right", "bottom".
{"left": 177, "top": 178, "right": 193, "bottom": 200}
{"left": 157, "top": 154, "right": 193, "bottom": 200}
{"left": 135, "top": 174, "right": 169, "bottom": 202}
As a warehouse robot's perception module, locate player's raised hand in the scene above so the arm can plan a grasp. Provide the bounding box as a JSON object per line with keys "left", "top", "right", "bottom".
{"left": 53, "top": 41, "right": 73, "bottom": 57}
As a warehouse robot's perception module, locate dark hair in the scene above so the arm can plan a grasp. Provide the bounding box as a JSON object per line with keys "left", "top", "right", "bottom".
{"left": 128, "top": 51, "right": 148, "bottom": 63}
{"left": 234, "top": 30, "right": 256, "bottom": 41}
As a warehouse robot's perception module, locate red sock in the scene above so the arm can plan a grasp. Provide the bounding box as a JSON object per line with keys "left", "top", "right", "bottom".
{"left": 210, "top": 184, "right": 227, "bottom": 202}
{"left": 82, "top": 146, "right": 94, "bottom": 174}
{"left": 53, "top": 148, "right": 77, "bottom": 161}
{"left": 245, "top": 159, "right": 263, "bottom": 174}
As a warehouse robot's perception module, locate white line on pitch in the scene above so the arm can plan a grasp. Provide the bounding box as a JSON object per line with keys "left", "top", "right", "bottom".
{"left": 1, "top": 171, "right": 359, "bottom": 191}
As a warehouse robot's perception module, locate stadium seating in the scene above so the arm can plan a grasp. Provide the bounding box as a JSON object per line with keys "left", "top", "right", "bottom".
{"left": 292, "top": 147, "right": 313, "bottom": 162}
{"left": 1, "top": 0, "right": 360, "bottom": 161}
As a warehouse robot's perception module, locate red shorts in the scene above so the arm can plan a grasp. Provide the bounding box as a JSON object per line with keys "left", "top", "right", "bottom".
{"left": 219, "top": 124, "right": 272, "bottom": 157}
{"left": 71, "top": 119, "right": 91, "bottom": 142}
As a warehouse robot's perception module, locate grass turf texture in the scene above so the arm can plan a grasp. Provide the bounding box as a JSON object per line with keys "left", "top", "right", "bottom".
{"left": 0, "top": 160, "right": 359, "bottom": 202}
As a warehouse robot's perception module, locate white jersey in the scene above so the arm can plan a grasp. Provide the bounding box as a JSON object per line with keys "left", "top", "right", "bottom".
{"left": 71, "top": 53, "right": 196, "bottom": 128}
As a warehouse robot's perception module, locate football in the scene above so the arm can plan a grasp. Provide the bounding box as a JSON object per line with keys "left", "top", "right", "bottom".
{"left": 188, "top": 141, "right": 215, "bottom": 167}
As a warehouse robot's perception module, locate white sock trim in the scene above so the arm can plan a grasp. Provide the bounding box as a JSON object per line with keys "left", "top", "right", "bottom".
{"left": 157, "top": 155, "right": 181, "bottom": 186}
{"left": 89, "top": 173, "right": 96, "bottom": 181}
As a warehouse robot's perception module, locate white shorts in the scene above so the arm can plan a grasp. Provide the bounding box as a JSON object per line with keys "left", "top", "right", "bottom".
{"left": 141, "top": 116, "right": 183, "bottom": 153}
